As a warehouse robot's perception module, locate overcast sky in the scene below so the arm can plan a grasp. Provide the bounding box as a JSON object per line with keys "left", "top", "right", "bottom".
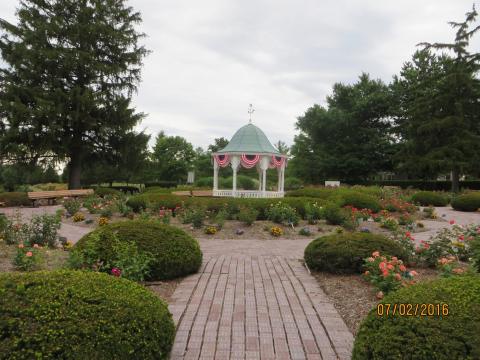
{"left": 1, "top": 1, "right": 478, "bottom": 149}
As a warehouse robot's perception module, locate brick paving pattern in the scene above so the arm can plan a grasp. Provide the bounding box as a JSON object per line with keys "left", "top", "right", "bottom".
{"left": 169, "top": 244, "right": 353, "bottom": 360}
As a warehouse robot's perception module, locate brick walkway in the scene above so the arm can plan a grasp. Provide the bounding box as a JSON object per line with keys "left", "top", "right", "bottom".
{"left": 168, "top": 241, "right": 353, "bottom": 360}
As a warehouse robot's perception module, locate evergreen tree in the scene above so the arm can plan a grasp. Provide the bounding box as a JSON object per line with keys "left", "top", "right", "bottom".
{"left": 393, "top": 7, "right": 480, "bottom": 191}
{"left": 0, "top": 0, "right": 148, "bottom": 188}
{"left": 291, "top": 74, "right": 394, "bottom": 182}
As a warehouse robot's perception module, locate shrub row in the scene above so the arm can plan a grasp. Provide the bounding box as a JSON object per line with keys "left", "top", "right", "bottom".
{"left": 411, "top": 191, "right": 449, "bottom": 206}
{"left": 144, "top": 181, "right": 178, "bottom": 188}
{"left": 0, "top": 270, "right": 175, "bottom": 359}
{"left": 451, "top": 192, "right": 480, "bottom": 212}
{"left": 73, "top": 220, "right": 202, "bottom": 280}
{"left": 344, "top": 180, "right": 480, "bottom": 191}
{"left": 353, "top": 275, "right": 480, "bottom": 359}
{"left": 0, "top": 192, "right": 30, "bottom": 206}
{"left": 304, "top": 232, "right": 406, "bottom": 274}
{"left": 126, "top": 194, "right": 325, "bottom": 219}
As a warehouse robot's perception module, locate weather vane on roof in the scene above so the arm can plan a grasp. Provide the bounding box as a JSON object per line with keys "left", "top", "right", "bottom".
{"left": 248, "top": 104, "right": 255, "bottom": 123}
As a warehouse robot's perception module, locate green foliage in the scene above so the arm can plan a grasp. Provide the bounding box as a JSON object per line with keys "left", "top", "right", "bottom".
{"left": 451, "top": 192, "right": 480, "bottom": 212}
{"left": 180, "top": 207, "right": 206, "bottom": 228}
{"left": 337, "top": 191, "right": 381, "bottom": 212}
{"left": 126, "top": 197, "right": 147, "bottom": 213}
{"left": 0, "top": 0, "right": 149, "bottom": 188}
{"left": 13, "top": 245, "right": 42, "bottom": 271}
{"left": 411, "top": 191, "right": 448, "bottom": 206}
{"left": 74, "top": 221, "right": 202, "bottom": 280}
{"left": 265, "top": 202, "right": 300, "bottom": 226}
{"left": 323, "top": 203, "right": 347, "bottom": 225}
{"left": 28, "top": 213, "right": 61, "bottom": 247}
{"left": 304, "top": 202, "right": 323, "bottom": 224}
{"left": 95, "top": 187, "right": 122, "bottom": 197}
{"left": 287, "top": 187, "right": 337, "bottom": 199}
{"left": 63, "top": 198, "right": 82, "bottom": 215}
{"left": 0, "top": 270, "right": 175, "bottom": 359}
{"left": 304, "top": 232, "right": 406, "bottom": 274}
{"left": 237, "top": 207, "right": 259, "bottom": 226}
{"left": 283, "top": 177, "right": 303, "bottom": 191}
{"left": 352, "top": 276, "right": 480, "bottom": 360}
{"left": 0, "top": 192, "right": 30, "bottom": 206}
{"left": 219, "top": 175, "right": 257, "bottom": 190}
{"left": 290, "top": 74, "right": 394, "bottom": 183}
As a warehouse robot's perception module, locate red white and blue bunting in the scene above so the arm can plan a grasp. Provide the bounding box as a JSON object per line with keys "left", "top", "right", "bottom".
{"left": 271, "top": 155, "right": 286, "bottom": 168}
{"left": 214, "top": 154, "right": 230, "bottom": 167}
{"left": 241, "top": 154, "right": 260, "bottom": 168}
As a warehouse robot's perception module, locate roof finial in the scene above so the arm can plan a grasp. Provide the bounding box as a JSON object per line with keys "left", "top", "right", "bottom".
{"left": 248, "top": 104, "right": 255, "bottom": 123}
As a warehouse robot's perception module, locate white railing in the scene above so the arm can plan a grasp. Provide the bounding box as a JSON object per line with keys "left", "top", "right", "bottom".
{"left": 213, "top": 189, "right": 284, "bottom": 198}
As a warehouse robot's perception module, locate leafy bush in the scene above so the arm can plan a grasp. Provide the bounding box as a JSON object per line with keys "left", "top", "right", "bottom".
{"left": 0, "top": 270, "right": 175, "bottom": 359}
{"left": 304, "top": 232, "right": 407, "bottom": 274}
{"left": 195, "top": 176, "right": 213, "bottom": 187}
{"left": 63, "top": 198, "right": 82, "bottom": 215}
{"left": 13, "top": 244, "right": 43, "bottom": 271}
{"left": 237, "top": 206, "right": 259, "bottom": 226}
{"left": 73, "top": 212, "right": 85, "bottom": 222}
{"left": 0, "top": 192, "right": 30, "bottom": 206}
{"left": 94, "top": 187, "right": 122, "bottom": 197}
{"left": 352, "top": 276, "right": 480, "bottom": 360}
{"left": 284, "top": 177, "right": 303, "bottom": 191}
{"left": 304, "top": 202, "right": 323, "bottom": 224}
{"left": 337, "top": 192, "right": 381, "bottom": 212}
{"left": 411, "top": 191, "right": 448, "bottom": 206}
{"left": 180, "top": 206, "right": 206, "bottom": 228}
{"left": 266, "top": 201, "right": 300, "bottom": 226}
{"left": 126, "top": 197, "right": 147, "bottom": 213}
{"left": 73, "top": 221, "right": 202, "bottom": 280}
{"left": 287, "top": 187, "right": 336, "bottom": 199}
{"left": 323, "top": 203, "right": 347, "bottom": 225}
{"left": 2, "top": 213, "right": 60, "bottom": 247}
{"left": 451, "top": 192, "right": 480, "bottom": 212}
{"left": 219, "top": 175, "right": 256, "bottom": 190}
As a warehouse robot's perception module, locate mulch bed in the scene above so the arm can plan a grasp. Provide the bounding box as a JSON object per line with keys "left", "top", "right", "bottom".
{"left": 313, "top": 267, "right": 441, "bottom": 335}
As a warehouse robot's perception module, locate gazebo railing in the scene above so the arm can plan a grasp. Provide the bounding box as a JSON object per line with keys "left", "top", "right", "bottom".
{"left": 213, "top": 189, "right": 284, "bottom": 198}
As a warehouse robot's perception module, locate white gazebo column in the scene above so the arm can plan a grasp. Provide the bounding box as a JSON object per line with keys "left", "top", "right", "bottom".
{"left": 259, "top": 156, "right": 270, "bottom": 197}
{"left": 277, "top": 167, "right": 282, "bottom": 193}
{"left": 281, "top": 164, "right": 285, "bottom": 192}
{"left": 257, "top": 166, "right": 262, "bottom": 191}
{"left": 213, "top": 159, "right": 219, "bottom": 192}
{"left": 230, "top": 156, "right": 241, "bottom": 197}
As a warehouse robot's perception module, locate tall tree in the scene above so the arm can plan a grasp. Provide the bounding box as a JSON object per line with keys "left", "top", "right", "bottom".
{"left": 207, "top": 137, "right": 229, "bottom": 153}
{"left": 393, "top": 7, "right": 480, "bottom": 192}
{"left": 150, "top": 132, "right": 195, "bottom": 182}
{"left": 0, "top": 0, "right": 148, "bottom": 189}
{"left": 291, "top": 74, "right": 394, "bottom": 182}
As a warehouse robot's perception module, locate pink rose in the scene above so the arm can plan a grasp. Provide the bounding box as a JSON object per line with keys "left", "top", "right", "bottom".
{"left": 26, "top": 251, "right": 33, "bottom": 257}
{"left": 399, "top": 265, "right": 407, "bottom": 272}
{"left": 366, "top": 257, "right": 375, "bottom": 263}
{"left": 111, "top": 267, "right": 122, "bottom": 277}
{"left": 18, "top": 244, "right": 24, "bottom": 249}
{"left": 395, "top": 273, "right": 401, "bottom": 281}
{"left": 33, "top": 244, "right": 39, "bottom": 248}
{"left": 449, "top": 220, "right": 455, "bottom": 225}
{"left": 372, "top": 251, "right": 380, "bottom": 257}
{"left": 409, "top": 270, "right": 418, "bottom": 276}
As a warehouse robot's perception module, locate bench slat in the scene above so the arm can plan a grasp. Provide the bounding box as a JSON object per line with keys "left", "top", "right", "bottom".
{"left": 28, "top": 189, "right": 94, "bottom": 200}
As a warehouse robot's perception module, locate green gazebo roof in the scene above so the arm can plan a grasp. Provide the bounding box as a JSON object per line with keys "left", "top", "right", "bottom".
{"left": 216, "top": 123, "right": 281, "bottom": 155}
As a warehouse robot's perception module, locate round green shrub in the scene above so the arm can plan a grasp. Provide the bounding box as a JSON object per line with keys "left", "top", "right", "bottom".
{"left": 304, "top": 232, "right": 406, "bottom": 274}
{"left": 195, "top": 176, "right": 213, "bottom": 187}
{"left": 75, "top": 220, "right": 202, "bottom": 280}
{"left": 0, "top": 270, "right": 175, "bottom": 359}
{"left": 323, "top": 203, "right": 347, "bottom": 225}
{"left": 352, "top": 275, "right": 480, "bottom": 360}
{"left": 411, "top": 191, "right": 448, "bottom": 206}
{"left": 0, "top": 192, "right": 30, "bottom": 206}
{"left": 451, "top": 192, "right": 480, "bottom": 212}
{"left": 125, "top": 197, "right": 147, "bottom": 213}
{"left": 284, "top": 177, "right": 303, "bottom": 191}
{"left": 337, "top": 191, "right": 381, "bottom": 212}
{"left": 94, "top": 187, "right": 122, "bottom": 197}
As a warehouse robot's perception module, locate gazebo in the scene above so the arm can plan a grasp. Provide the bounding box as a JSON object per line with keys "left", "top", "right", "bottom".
{"left": 212, "top": 122, "right": 287, "bottom": 198}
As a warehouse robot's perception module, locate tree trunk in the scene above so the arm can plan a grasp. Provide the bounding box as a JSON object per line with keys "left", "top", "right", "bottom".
{"left": 68, "top": 152, "right": 82, "bottom": 189}
{"left": 451, "top": 168, "right": 460, "bottom": 193}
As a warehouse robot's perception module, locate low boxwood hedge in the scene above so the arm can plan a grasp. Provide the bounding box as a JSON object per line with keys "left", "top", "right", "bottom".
{"left": 304, "top": 232, "right": 406, "bottom": 274}
{"left": 94, "top": 187, "right": 122, "bottom": 197}
{"left": 411, "top": 191, "right": 448, "bottom": 207}
{"left": 74, "top": 220, "right": 202, "bottom": 280}
{"left": 451, "top": 192, "right": 480, "bottom": 212}
{"left": 126, "top": 193, "right": 325, "bottom": 219}
{"left": 352, "top": 275, "right": 480, "bottom": 360}
{"left": 337, "top": 192, "right": 381, "bottom": 212}
{"left": 0, "top": 270, "right": 175, "bottom": 359}
{"left": 0, "top": 192, "right": 30, "bottom": 206}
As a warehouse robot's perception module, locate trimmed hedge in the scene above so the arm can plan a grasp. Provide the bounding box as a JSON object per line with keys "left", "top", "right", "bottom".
{"left": 287, "top": 187, "right": 337, "bottom": 199}
{"left": 74, "top": 220, "right": 202, "bottom": 280}
{"left": 304, "top": 232, "right": 406, "bottom": 274}
{"left": 126, "top": 193, "right": 325, "bottom": 219}
{"left": 144, "top": 181, "right": 177, "bottom": 188}
{"left": 0, "top": 192, "right": 30, "bottom": 206}
{"left": 451, "top": 192, "right": 480, "bottom": 212}
{"left": 337, "top": 192, "right": 381, "bottom": 212}
{"left": 0, "top": 270, "right": 175, "bottom": 359}
{"left": 411, "top": 191, "right": 449, "bottom": 206}
{"left": 352, "top": 275, "right": 480, "bottom": 360}
{"left": 344, "top": 180, "right": 480, "bottom": 191}
{"left": 94, "top": 187, "right": 122, "bottom": 197}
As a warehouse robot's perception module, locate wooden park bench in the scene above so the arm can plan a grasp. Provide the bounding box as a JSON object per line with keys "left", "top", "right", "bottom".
{"left": 27, "top": 189, "right": 94, "bottom": 207}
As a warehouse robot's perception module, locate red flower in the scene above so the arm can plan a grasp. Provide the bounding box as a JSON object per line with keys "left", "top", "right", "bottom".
{"left": 449, "top": 220, "right": 455, "bottom": 225}
{"left": 111, "top": 267, "right": 122, "bottom": 277}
